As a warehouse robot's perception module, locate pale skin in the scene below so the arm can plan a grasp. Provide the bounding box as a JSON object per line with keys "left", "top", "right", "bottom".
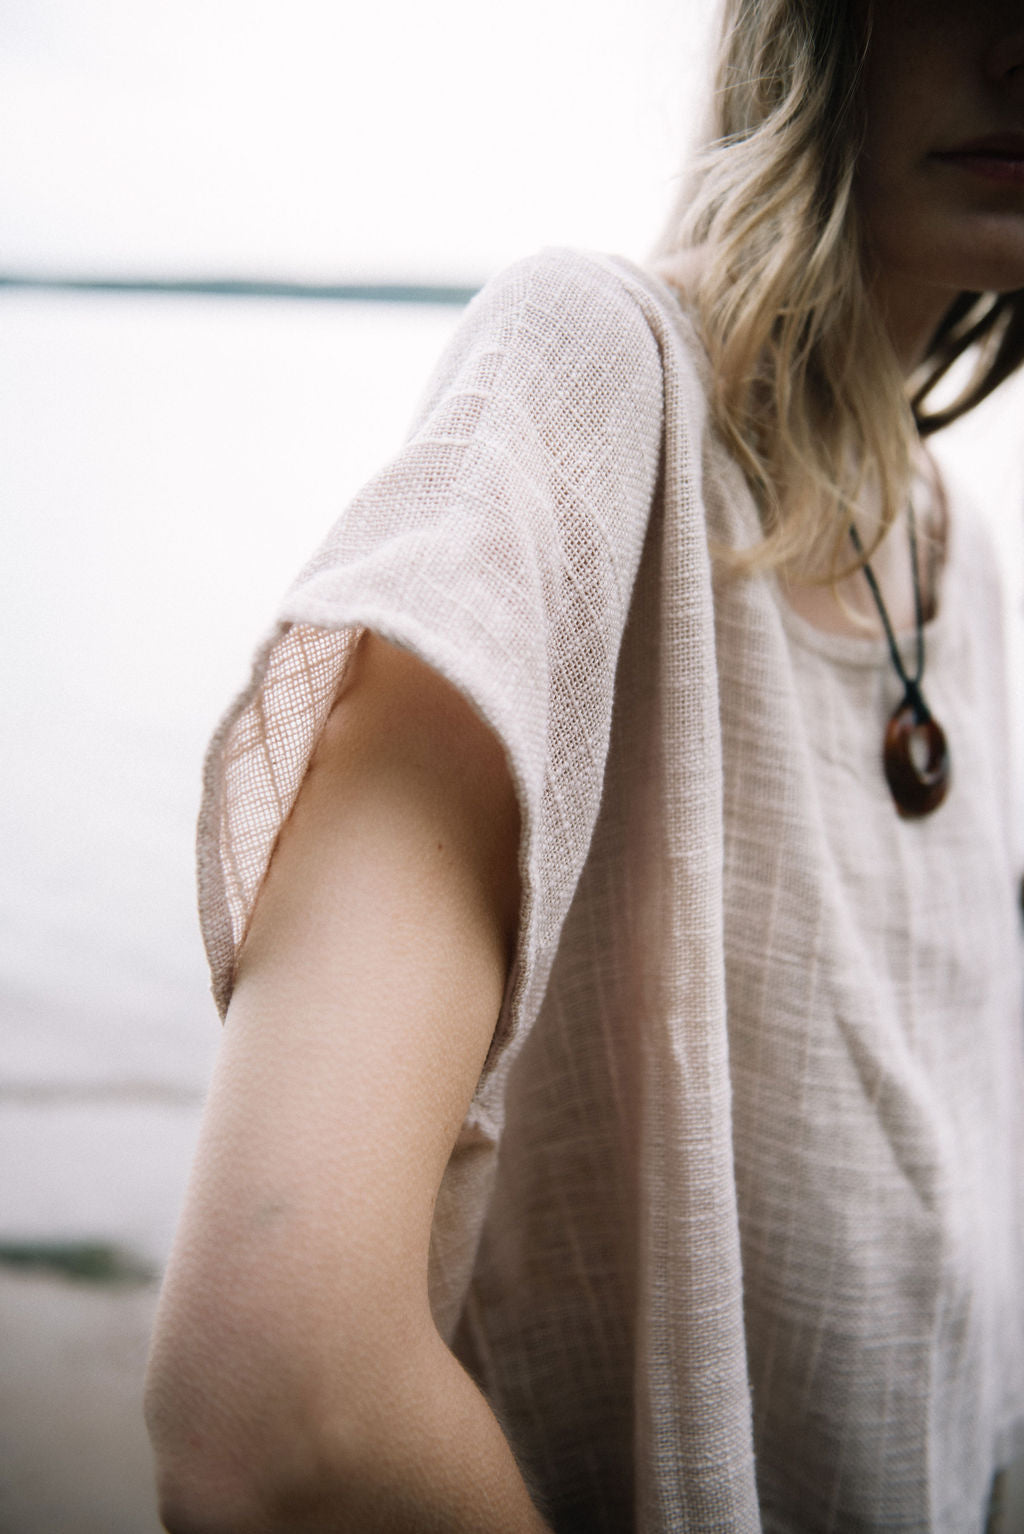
{"left": 146, "top": 4, "right": 1024, "bottom": 1529}
{"left": 145, "top": 633, "right": 550, "bottom": 1532}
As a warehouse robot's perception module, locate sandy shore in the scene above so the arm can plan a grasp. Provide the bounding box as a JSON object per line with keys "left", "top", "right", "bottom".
{"left": 0, "top": 1096, "right": 201, "bottom": 1533}
{"left": 0, "top": 1269, "right": 162, "bottom": 1534}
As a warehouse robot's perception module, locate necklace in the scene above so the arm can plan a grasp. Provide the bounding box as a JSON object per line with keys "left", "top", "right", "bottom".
{"left": 849, "top": 507, "right": 951, "bottom": 819}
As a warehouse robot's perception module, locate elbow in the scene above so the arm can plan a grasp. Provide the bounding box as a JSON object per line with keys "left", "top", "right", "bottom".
{"left": 150, "top": 1441, "right": 366, "bottom": 1534}
{"left": 143, "top": 1266, "right": 442, "bottom": 1530}
{"left": 149, "top": 1456, "right": 245, "bottom": 1534}
{"left": 152, "top": 1479, "right": 245, "bottom": 1534}
{"left": 145, "top": 1384, "right": 259, "bottom": 1534}
{"left": 148, "top": 1428, "right": 339, "bottom": 1534}
{"left": 144, "top": 1360, "right": 363, "bottom": 1534}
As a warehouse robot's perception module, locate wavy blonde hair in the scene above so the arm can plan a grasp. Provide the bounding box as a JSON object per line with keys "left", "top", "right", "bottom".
{"left": 654, "top": 0, "right": 1024, "bottom": 577}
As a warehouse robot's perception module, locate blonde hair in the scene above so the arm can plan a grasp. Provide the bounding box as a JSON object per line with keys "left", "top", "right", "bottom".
{"left": 654, "top": 0, "right": 1024, "bottom": 577}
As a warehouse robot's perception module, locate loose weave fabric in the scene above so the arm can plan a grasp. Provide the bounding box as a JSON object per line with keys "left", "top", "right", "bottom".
{"left": 197, "top": 249, "right": 1024, "bottom": 1532}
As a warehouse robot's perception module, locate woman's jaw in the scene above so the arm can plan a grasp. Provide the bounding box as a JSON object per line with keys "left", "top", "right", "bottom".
{"left": 854, "top": 1, "right": 1024, "bottom": 371}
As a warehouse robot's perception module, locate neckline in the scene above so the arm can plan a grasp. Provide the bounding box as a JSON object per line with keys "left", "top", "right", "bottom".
{"left": 772, "top": 509, "right": 956, "bottom": 671}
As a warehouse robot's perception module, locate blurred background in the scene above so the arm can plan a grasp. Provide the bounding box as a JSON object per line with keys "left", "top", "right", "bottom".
{"left": 1, "top": 1, "right": 1022, "bottom": 1529}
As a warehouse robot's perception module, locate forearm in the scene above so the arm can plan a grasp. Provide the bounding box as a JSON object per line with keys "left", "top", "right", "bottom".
{"left": 326, "top": 1331, "right": 553, "bottom": 1534}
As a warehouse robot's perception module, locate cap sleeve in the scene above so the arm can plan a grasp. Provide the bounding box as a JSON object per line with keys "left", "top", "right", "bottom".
{"left": 197, "top": 247, "right": 666, "bottom": 1076}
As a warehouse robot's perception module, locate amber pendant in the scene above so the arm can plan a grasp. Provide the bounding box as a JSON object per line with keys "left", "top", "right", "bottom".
{"left": 883, "top": 697, "right": 951, "bottom": 818}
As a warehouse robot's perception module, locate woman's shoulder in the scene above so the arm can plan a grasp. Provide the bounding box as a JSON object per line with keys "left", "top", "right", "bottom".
{"left": 463, "top": 245, "right": 708, "bottom": 390}
{"left": 475, "top": 244, "right": 685, "bottom": 311}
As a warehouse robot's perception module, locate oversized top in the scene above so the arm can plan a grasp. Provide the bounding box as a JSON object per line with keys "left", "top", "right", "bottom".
{"left": 197, "top": 248, "right": 1024, "bottom": 1532}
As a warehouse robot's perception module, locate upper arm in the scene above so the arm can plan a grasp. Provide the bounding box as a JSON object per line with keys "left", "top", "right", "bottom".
{"left": 146, "top": 632, "right": 520, "bottom": 1495}
{"left": 200, "top": 252, "right": 665, "bottom": 1042}
{"left": 222, "top": 628, "right": 519, "bottom": 1269}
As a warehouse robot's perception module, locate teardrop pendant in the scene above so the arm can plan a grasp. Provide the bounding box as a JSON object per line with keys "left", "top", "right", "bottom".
{"left": 849, "top": 508, "right": 951, "bottom": 821}
{"left": 883, "top": 697, "right": 951, "bottom": 818}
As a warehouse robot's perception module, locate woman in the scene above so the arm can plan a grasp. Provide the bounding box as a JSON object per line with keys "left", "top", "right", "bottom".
{"left": 145, "top": 0, "right": 1024, "bottom": 1528}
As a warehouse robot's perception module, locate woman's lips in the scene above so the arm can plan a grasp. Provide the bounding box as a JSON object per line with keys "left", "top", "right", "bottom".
{"left": 932, "top": 134, "right": 1024, "bottom": 185}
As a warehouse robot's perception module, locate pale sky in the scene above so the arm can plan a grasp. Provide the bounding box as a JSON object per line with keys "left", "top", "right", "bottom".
{"left": 1, "top": 0, "right": 719, "bottom": 280}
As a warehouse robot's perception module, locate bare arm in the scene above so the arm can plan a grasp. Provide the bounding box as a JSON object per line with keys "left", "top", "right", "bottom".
{"left": 145, "top": 633, "right": 551, "bottom": 1533}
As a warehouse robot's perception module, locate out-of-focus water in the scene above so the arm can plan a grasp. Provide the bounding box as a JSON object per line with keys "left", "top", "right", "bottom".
{"left": 0, "top": 290, "right": 462, "bottom": 1273}
{"left": 1, "top": 289, "right": 461, "bottom": 1091}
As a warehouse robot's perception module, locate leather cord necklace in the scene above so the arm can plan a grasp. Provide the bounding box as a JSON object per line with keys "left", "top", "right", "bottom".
{"left": 849, "top": 507, "right": 951, "bottom": 818}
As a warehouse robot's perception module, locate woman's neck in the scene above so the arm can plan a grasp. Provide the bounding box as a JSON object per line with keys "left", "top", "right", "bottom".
{"left": 782, "top": 464, "right": 947, "bottom": 640}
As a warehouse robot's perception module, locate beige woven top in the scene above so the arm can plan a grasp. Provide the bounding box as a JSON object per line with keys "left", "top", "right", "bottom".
{"left": 197, "top": 248, "right": 1024, "bottom": 1532}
